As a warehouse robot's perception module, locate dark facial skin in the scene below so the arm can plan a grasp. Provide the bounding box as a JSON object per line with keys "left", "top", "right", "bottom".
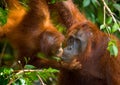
{"left": 62, "top": 26, "right": 93, "bottom": 62}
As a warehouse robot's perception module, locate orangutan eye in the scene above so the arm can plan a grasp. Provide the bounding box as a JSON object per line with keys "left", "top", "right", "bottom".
{"left": 68, "top": 36, "right": 74, "bottom": 45}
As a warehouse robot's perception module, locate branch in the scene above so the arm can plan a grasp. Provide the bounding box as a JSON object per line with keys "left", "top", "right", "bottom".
{"left": 101, "top": 0, "right": 117, "bottom": 23}
{"left": 102, "top": 0, "right": 120, "bottom": 32}
{"left": 103, "top": 6, "right": 106, "bottom": 25}
{"left": 37, "top": 74, "right": 46, "bottom": 85}
{"left": 8, "top": 69, "right": 45, "bottom": 85}
{"left": 15, "top": 69, "right": 43, "bottom": 75}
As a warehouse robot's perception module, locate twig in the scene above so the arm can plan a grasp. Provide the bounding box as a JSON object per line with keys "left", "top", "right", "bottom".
{"left": 7, "top": 77, "right": 20, "bottom": 85}
{"left": 101, "top": 0, "right": 117, "bottom": 23}
{"left": 15, "top": 69, "right": 43, "bottom": 75}
{"left": 8, "top": 69, "right": 44, "bottom": 85}
{"left": 103, "top": 6, "right": 106, "bottom": 25}
{"left": 103, "top": 4, "right": 111, "bottom": 37}
{"left": 102, "top": 0, "right": 120, "bottom": 33}
{"left": 37, "top": 74, "right": 46, "bottom": 85}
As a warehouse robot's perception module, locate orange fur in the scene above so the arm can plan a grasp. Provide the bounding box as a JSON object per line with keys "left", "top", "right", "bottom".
{"left": 47, "top": 0, "right": 120, "bottom": 85}
{"left": 1, "top": 0, "right": 64, "bottom": 68}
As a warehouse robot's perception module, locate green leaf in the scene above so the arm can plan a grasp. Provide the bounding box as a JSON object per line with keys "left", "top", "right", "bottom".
{"left": 52, "top": 56, "right": 61, "bottom": 62}
{"left": 96, "top": 7, "right": 104, "bottom": 24}
{"left": 24, "top": 65, "right": 36, "bottom": 69}
{"left": 0, "top": 67, "right": 13, "bottom": 75}
{"left": 0, "top": 7, "right": 8, "bottom": 26}
{"left": 37, "top": 52, "right": 46, "bottom": 59}
{"left": 51, "top": 0, "right": 56, "bottom": 4}
{"left": 15, "top": 78, "right": 26, "bottom": 85}
{"left": 106, "top": 26, "right": 112, "bottom": 33}
{"left": 113, "top": 3, "right": 120, "bottom": 12}
{"left": 83, "top": 0, "right": 90, "bottom": 7}
{"left": 112, "top": 23, "right": 119, "bottom": 33}
{"left": 25, "top": 72, "right": 38, "bottom": 81}
{"left": 100, "top": 24, "right": 106, "bottom": 30}
{"left": 106, "top": 17, "right": 112, "bottom": 25}
{"left": 0, "top": 67, "right": 13, "bottom": 85}
{"left": 56, "top": 24, "right": 66, "bottom": 33}
{"left": 48, "top": 0, "right": 56, "bottom": 4}
{"left": 91, "top": 0, "right": 99, "bottom": 8}
{"left": 38, "top": 68, "right": 59, "bottom": 82}
{"left": 107, "top": 40, "right": 118, "bottom": 57}
{"left": 24, "top": 57, "right": 30, "bottom": 64}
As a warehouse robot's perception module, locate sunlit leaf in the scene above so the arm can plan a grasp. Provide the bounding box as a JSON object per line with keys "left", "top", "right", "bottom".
{"left": 0, "top": 67, "right": 13, "bottom": 75}
{"left": 106, "top": 26, "right": 112, "bottom": 33}
{"left": 100, "top": 24, "right": 106, "bottom": 30}
{"left": 112, "top": 23, "right": 119, "bottom": 33}
{"left": 113, "top": 3, "right": 120, "bottom": 12}
{"left": 24, "top": 65, "right": 36, "bottom": 69}
{"left": 15, "top": 78, "right": 26, "bottom": 85}
{"left": 83, "top": 0, "right": 90, "bottom": 7}
{"left": 0, "top": 67, "right": 13, "bottom": 85}
{"left": 91, "top": 0, "right": 100, "bottom": 8}
{"left": 107, "top": 40, "right": 118, "bottom": 57}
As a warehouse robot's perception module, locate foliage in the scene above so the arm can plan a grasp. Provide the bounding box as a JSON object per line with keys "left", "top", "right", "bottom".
{"left": 0, "top": 67, "right": 59, "bottom": 85}
{"left": 0, "top": 67, "right": 13, "bottom": 85}
{"left": 0, "top": 0, "right": 120, "bottom": 84}
{"left": 0, "top": 7, "right": 8, "bottom": 26}
{"left": 107, "top": 40, "right": 118, "bottom": 57}
{"left": 74, "top": 0, "right": 120, "bottom": 25}
{"left": 74, "top": 0, "right": 120, "bottom": 57}
{"left": 37, "top": 52, "right": 62, "bottom": 62}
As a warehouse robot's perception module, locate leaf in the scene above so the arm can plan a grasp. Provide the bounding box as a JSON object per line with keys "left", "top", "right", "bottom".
{"left": 37, "top": 52, "right": 46, "bottom": 59}
{"left": 19, "top": 78, "right": 26, "bottom": 85}
{"left": 48, "top": 0, "right": 56, "bottom": 4}
{"left": 0, "top": 67, "right": 13, "bottom": 85}
{"left": 24, "top": 57, "right": 30, "bottom": 64}
{"left": 90, "top": 13, "right": 96, "bottom": 23}
{"left": 42, "top": 68, "right": 59, "bottom": 73}
{"left": 112, "top": 23, "right": 119, "bottom": 33}
{"left": 38, "top": 68, "right": 59, "bottom": 82}
{"left": 56, "top": 24, "right": 66, "bottom": 33}
{"left": 106, "top": 17, "right": 112, "bottom": 25}
{"left": 100, "top": 24, "right": 106, "bottom": 30}
{"left": 0, "top": 67, "right": 13, "bottom": 75}
{"left": 24, "top": 65, "right": 36, "bottom": 69}
{"left": 91, "top": 0, "right": 100, "bottom": 8}
{"left": 113, "top": 4, "right": 120, "bottom": 12}
{"left": 52, "top": 56, "right": 61, "bottom": 62}
{"left": 83, "top": 0, "right": 90, "bottom": 7}
{"left": 0, "top": 7, "right": 8, "bottom": 26}
{"left": 97, "top": 7, "right": 104, "bottom": 24}
{"left": 106, "top": 26, "right": 112, "bottom": 33}
{"left": 107, "top": 40, "right": 118, "bottom": 57}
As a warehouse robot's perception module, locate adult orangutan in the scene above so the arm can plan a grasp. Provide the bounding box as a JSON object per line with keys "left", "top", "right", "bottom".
{"left": 0, "top": 0, "right": 64, "bottom": 68}
{"left": 47, "top": 0, "right": 120, "bottom": 85}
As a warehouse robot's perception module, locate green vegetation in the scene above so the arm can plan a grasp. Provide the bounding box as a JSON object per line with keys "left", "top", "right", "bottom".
{"left": 0, "top": 0, "right": 120, "bottom": 84}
